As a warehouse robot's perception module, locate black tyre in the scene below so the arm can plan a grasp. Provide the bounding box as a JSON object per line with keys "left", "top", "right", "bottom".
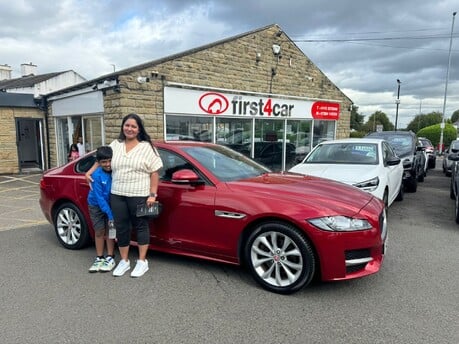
{"left": 450, "top": 179, "right": 455, "bottom": 200}
{"left": 455, "top": 195, "right": 459, "bottom": 224}
{"left": 245, "top": 222, "right": 316, "bottom": 294}
{"left": 53, "top": 203, "right": 90, "bottom": 250}
{"left": 405, "top": 176, "right": 417, "bottom": 193}
{"left": 382, "top": 190, "right": 389, "bottom": 212}
{"left": 418, "top": 170, "right": 425, "bottom": 182}
{"left": 395, "top": 180, "right": 404, "bottom": 202}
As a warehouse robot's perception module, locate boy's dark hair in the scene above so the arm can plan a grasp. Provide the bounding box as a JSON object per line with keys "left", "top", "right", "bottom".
{"left": 96, "top": 146, "right": 113, "bottom": 161}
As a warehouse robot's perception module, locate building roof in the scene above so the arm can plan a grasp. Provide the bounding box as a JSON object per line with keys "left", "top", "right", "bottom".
{"left": 0, "top": 92, "right": 37, "bottom": 107}
{"left": 46, "top": 24, "right": 283, "bottom": 96}
{"left": 0, "top": 72, "right": 66, "bottom": 89}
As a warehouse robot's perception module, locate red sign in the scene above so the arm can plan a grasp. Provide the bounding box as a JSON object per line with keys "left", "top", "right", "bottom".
{"left": 311, "top": 101, "right": 340, "bottom": 120}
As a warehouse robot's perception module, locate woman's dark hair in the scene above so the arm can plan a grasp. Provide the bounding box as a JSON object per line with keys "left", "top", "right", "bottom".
{"left": 96, "top": 146, "right": 113, "bottom": 161}
{"left": 118, "top": 113, "right": 152, "bottom": 145}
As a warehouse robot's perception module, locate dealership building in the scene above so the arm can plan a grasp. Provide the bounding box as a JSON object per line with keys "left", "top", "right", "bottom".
{"left": 1, "top": 24, "right": 352, "bottom": 173}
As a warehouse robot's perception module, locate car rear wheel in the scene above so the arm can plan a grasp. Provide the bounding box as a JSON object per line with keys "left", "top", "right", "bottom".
{"left": 245, "top": 222, "right": 316, "bottom": 294}
{"left": 455, "top": 194, "right": 459, "bottom": 224}
{"left": 405, "top": 176, "right": 417, "bottom": 193}
{"left": 54, "top": 203, "right": 90, "bottom": 250}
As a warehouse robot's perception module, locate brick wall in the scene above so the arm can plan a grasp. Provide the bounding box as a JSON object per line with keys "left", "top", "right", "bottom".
{"left": 0, "top": 107, "right": 44, "bottom": 174}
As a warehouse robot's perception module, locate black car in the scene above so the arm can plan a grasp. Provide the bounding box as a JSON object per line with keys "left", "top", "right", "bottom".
{"left": 448, "top": 153, "right": 459, "bottom": 222}
{"left": 366, "top": 131, "right": 425, "bottom": 192}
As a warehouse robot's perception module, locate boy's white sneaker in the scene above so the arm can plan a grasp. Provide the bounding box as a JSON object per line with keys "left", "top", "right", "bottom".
{"left": 88, "top": 257, "right": 104, "bottom": 273}
{"left": 130, "top": 259, "right": 149, "bottom": 278}
{"left": 99, "top": 256, "right": 116, "bottom": 272}
{"left": 112, "top": 259, "right": 130, "bottom": 276}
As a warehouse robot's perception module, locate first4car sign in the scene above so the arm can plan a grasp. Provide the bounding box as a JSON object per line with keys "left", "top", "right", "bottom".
{"left": 164, "top": 87, "right": 340, "bottom": 120}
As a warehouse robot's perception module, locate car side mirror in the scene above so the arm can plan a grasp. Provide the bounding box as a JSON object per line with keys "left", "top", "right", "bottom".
{"left": 448, "top": 153, "right": 459, "bottom": 161}
{"left": 387, "top": 156, "right": 401, "bottom": 166}
{"left": 171, "top": 169, "right": 205, "bottom": 186}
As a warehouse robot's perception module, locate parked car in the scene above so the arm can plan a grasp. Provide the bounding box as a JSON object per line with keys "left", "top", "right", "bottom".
{"left": 39, "top": 141, "right": 387, "bottom": 294}
{"left": 366, "top": 131, "right": 425, "bottom": 192}
{"left": 418, "top": 137, "right": 436, "bottom": 169}
{"left": 289, "top": 138, "right": 404, "bottom": 209}
{"left": 443, "top": 139, "right": 459, "bottom": 176}
{"left": 448, "top": 152, "right": 459, "bottom": 222}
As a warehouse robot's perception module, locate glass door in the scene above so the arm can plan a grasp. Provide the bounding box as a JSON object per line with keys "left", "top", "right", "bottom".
{"left": 83, "top": 116, "right": 104, "bottom": 153}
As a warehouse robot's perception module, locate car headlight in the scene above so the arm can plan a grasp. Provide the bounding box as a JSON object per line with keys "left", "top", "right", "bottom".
{"left": 353, "top": 177, "right": 379, "bottom": 192}
{"left": 308, "top": 216, "right": 372, "bottom": 232}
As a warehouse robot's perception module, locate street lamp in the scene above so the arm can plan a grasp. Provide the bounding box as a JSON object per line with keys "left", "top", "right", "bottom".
{"left": 395, "top": 79, "right": 401, "bottom": 131}
{"left": 439, "top": 11, "right": 457, "bottom": 155}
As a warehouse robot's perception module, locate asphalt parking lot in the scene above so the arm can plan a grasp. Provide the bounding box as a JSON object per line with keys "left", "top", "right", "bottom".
{"left": 1, "top": 160, "right": 459, "bottom": 344}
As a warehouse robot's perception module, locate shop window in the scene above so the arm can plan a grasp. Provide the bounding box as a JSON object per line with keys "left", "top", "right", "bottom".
{"left": 166, "top": 115, "right": 212, "bottom": 142}
{"left": 216, "top": 118, "right": 252, "bottom": 154}
{"left": 287, "top": 120, "right": 312, "bottom": 165}
{"left": 313, "top": 120, "right": 336, "bottom": 147}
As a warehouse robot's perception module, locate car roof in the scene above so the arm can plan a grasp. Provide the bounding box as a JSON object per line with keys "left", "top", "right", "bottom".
{"left": 318, "top": 138, "right": 385, "bottom": 145}
{"left": 367, "top": 130, "right": 415, "bottom": 137}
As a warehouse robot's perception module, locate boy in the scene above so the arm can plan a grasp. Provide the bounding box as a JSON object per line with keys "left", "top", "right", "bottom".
{"left": 87, "top": 146, "right": 116, "bottom": 272}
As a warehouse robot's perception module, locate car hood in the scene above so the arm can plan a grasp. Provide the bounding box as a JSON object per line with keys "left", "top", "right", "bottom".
{"left": 289, "top": 164, "right": 377, "bottom": 185}
{"left": 228, "top": 172, "right": 376, "bottom": 216}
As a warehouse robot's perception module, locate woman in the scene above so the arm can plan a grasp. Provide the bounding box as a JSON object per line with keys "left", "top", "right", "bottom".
{"left": 86, "top": 113, "right": 163, "bottom": 278}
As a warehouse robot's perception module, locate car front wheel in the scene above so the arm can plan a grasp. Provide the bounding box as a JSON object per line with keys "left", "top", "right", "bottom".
{"left": 245, "top": 222, "right": 316, "bottom": 294}
{"left": 54, "top": 203, "right": 90, "bottom": 250}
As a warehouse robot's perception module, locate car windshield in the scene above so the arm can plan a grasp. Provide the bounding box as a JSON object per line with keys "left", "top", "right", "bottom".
{"left": 419, "top": 139, "right": 432, "bottom": 148}
{"left": 305, "top": 142, "right": 378, "bottom": 164}
{"left": 182, "top": 145, "right": 270, "bottom": 181}
{"left": 369, "top": 134, "right": 413, "bottom": 157}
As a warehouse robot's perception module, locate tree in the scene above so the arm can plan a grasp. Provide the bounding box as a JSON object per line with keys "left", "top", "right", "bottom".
{"left": 363, "top": 111, "right": 394, "bottom": 133}
{"left": 406, "top": 112, "right": 442, "bottom": 132}
{"left": 451, "top": 109, "right": 459, "bottom": 123}
{"left": 350, "top": 105, "right": 365, "bottom": 131}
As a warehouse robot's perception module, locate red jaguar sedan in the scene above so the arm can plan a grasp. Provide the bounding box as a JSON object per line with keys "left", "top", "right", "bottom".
{"left": 39, "top": 141, "right": 387, "bottom": 294}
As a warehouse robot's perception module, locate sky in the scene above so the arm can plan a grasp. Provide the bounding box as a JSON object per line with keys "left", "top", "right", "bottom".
{"left": 1, "top": 0, "right": 458, "bottom": 129}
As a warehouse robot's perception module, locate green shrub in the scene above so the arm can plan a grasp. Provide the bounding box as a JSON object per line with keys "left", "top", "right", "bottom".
{"left": 417, "top": 123, "right": 457, "bottom": 147}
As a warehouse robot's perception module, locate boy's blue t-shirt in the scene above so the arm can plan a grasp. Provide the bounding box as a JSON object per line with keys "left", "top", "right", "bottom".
{"left": 87, "top": 166, "right": 113, "bottom": 221}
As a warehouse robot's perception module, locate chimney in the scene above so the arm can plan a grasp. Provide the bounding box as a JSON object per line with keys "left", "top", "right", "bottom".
{"left": 21, "top": 62, "right": 37, "bottom": 76}
{"left": 0, "top": 64, "right": 12, "bottom": 80}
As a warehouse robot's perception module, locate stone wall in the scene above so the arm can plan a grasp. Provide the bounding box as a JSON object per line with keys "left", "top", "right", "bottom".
{"left": 0, "top": 107, "right": 44, "bottom": 174}
{"left": 102, "top": 25, "right": 351, "bottom": 143}
{"left": 47, "top": 25, "right": 351, "bottom": 167}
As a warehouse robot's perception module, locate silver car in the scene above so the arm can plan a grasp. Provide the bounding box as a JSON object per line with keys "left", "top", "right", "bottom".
{"left": 443, "top": 139, "right": 459, "bottom": 176}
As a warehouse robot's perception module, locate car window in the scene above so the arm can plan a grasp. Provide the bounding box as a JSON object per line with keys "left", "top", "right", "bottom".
{"left": 75, "top": 155, "right": 96, "bottom": 173}
{"left": 305, "top": 142, "right": 378, "bottom": 164}
{"left": 157, "top": 149, "right": 195, "bottom": 181}
{"left": 182, "top": 145, "right": 269, "bottom": 181}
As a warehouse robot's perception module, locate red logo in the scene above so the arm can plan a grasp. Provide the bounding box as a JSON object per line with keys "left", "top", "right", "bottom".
{"left": 198, "top": 92, "right": 229, "bottom": 115}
